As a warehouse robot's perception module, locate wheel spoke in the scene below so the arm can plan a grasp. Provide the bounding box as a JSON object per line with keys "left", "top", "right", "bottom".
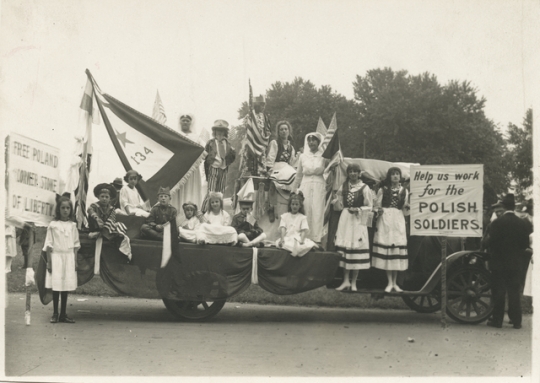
{"left": 459, "top": 274, "right": 467, "bottom": 287}
{"left": 202, "top": 301, "right": 209, "bottom": 310}
{"left": 466, "top": 301, "right": 471, "bottom": 318}
{"left": 476, "top": 299, "right": 490, "bottom": 308}
{"left": 478, "top": 293, "right": 492, "bottom": 298}
{"left": 467, "top": 271, "right": 473, "bottom": 285}
{"left": 471, "top": 301, "right": 482, "bottom": 315}
{"left": 420, "top": 296, "right": 425, "bottom": 307}
{"left": 448, "top": 296, "right": 462, "bottom": 305}
{"left": 426, "top": 296, "right": 433, "bottom": 307}
{"left": 458, "top": 300, "right": 466, "bottom": 313}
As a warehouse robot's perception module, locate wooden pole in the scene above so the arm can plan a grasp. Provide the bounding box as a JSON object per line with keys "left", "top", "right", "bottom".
{"left": 440, "top": 236, "right": 447, "bottom": 328}
{"left": 24, "top": 227, "right": 35, "bottom": 326}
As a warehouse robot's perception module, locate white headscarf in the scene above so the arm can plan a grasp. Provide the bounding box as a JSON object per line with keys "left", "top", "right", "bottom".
{"left": 303, "top": 132, "right": 324, "bottom": 156}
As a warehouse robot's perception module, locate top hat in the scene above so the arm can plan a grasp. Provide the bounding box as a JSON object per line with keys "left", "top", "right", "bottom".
{"left": 93, "top": 183, "right": 117, "bottom": 199}
{"left": 112, "top": 177, "right": 123, "bottom": 189}
{"left": 501, "top": 193, "right": 515, "bottom": 210}
{"left": 157, "top": 186, "right": 171, "bottom": 197}
{"left": 212, "top": 119, "right": 229, "bottom": 131}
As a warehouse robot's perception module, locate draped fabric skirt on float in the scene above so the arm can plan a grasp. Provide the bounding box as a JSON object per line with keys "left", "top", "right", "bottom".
{"left": 334, "top": 210, "right": 370, "bottom": 270}
{"left": 196, "top": 223, "right": 238, "bottom": 245}
{"left": 372, "top": 208, "right": 408, "bottom": 271}
{"left": 45, "top": 249, "right": 77, "bottom": 291}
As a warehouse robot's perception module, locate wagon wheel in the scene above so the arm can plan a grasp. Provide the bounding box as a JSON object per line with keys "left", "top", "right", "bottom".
{"left": 445, "top": 266, "right": 493, "bottom": 324}
{"left": 401, "top": 288, "right": 441, "bottom": 313}
{"left": 163, "top": 299, "right": 226, "bottom": 321}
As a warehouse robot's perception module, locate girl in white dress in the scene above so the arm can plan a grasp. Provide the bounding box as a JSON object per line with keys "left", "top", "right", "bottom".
{"left": 276, "top": 192, "right": 317, "bottom": 257}
{"left": 44, "top": 197, "right": 80, "bottom": 324}
{"left": 196, "top": 192, "right": 238, "bottom": 245}
{"left": 178, "top": 202, "right": 201, "bottom": 243}
{"left": 334, "top": 164, "right": 373, "bottom": 291}
{"left": 119, "top": 170, "right": 150, "bottom": 217}
{"left": 372, "top": 167, "right": 409, "bottom": 292}
{"left": 292, "top": 132, "right": 327, "bottom": 244}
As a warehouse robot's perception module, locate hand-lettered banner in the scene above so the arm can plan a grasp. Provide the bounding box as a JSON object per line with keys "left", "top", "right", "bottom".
{"left": 7, "top": 133, "right": 60, "bottom": 226}
{"left": 410, "top": 165, "right": 483, "bottom": 237}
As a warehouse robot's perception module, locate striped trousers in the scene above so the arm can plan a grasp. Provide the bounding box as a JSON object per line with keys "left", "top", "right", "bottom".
{"left": 202, "top": 167, "right": 228, "bottom": 212}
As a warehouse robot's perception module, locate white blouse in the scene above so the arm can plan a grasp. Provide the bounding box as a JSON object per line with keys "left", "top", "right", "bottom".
{"left": 293, "top": 150, "right": 326, "bottom": 189}
{"left": 266, "top": 140, "right": 296, "bottom": 169}
{"left": 279, "top": 212, "right": 309, "bottom": 238}
{"left": 204, "top": 210, "right": 232, "bottom": 226}
{"left": 180, "top": 216, "right": 201, "bottom": 230}
{"left": 119, "top": 185, "right": 146, "bottom": 211}
{"left": 43, "top": 220, "right": 80, "bottom": 253}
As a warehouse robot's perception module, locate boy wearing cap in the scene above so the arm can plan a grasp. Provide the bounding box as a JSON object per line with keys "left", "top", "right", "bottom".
{"left": 231, "top": 200, "right": 266, "bottom": 247}
{"left": 202, "top": 119, "right": 236, "bottom": 212}
{"left": 141, "top": 187, "right": 178, "bottom": 241}
{"left": 88, "top": 184, "right": 120, "bottom": 238}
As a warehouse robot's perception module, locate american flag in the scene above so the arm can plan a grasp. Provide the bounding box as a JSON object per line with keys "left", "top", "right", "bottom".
{"left": 244, "top": 80, "right": 270, "bottom": 157}
{"left": 199, "top": 127, "right": 211, "bottom": 144}
{"left": 74, "top": 77, "right": 95, "bottom": 229}
{"left": 316, "top": 116, "right": 327, "bottom": 136}
{"left": 152, "top": 90, "right": 167, "bottom": 124}
{"left": 321, "top": 112, "right": 337, "bottom": 152}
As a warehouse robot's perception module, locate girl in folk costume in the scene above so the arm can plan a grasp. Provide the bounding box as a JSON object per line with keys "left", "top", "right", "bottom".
{"left": 44, "top": 197, "right": 80, "bottom": 323}
{"left": 372, "top": 167, "right": 409, "bottom": 292}
{"left": 178, "top": 202, "right": 201, "bottom": 243}
{"left": 202, "top": 120, "right": 236, "bottom": 212}
{"left": 276, "top": 192, "right": 317, "bottom": 257}
{"left": 333, "top": 164, "right": 373, "bottom": 291}
{"left": 292, "top": 132, "right": 327, "bottom": 244}
{"left": 196, "top": 192, "right": 238, "bottom": 245}
{"left": 265, "top": 120, "right": 297, "bottom": 223}
{"left": 119, "top": 170, "right": 150, "bottom": 217}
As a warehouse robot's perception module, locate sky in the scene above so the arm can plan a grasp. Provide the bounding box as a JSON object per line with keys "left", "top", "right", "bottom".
{"left": 1, "top": 0, "right": 539, "bottom": 187}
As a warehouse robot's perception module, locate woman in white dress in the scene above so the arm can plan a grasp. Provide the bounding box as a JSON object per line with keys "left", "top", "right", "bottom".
{"left": 292, "top": 132, "right": 327, "bottom": 244}
{"left": 372, "top": 167, "right": 409, "bottom": 292}
{"left": 171, "top": 115, "right": 205, "bottom": 224}
{"left": 334, "top": 164, "right": 373, "bottom": 291}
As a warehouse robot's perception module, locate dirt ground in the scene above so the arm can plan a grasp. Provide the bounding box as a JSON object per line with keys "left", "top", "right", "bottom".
{"left": 4, "top": 293, "right": 531, "bottom": 378}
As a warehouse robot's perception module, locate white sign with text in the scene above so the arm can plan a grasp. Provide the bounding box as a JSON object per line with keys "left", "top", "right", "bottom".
{"left": 410, "top": 164, "right": 483, "bottom": 237}
{"left": 7, "top": 133, "right": 61, "bottom": 226}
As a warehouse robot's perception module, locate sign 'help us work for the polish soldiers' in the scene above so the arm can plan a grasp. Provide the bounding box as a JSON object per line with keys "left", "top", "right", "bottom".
{"left": 410, "top": 164, "right": 483, "bottom": 237}
{"left": 6, "top": 132, "right": 60, "bottom": 227}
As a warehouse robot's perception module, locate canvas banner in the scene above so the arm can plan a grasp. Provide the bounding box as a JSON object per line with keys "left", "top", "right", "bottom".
{"left": 6, "top": 133, "right": 61, "bottom": 226}
{"left": 410, "top": 164, "right": 483, "bottom": 237}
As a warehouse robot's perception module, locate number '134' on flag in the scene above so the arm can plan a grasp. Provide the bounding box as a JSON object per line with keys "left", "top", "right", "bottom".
{"left": 85, "top": 70, "right": 205, "bottom": 206}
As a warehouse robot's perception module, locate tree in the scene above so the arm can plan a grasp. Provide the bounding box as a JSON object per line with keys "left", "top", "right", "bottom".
{"left": 352, "top": 68, "right": 510, "bottom": 200}
{"left": 506, "top": 108, "right": 533, "bottom": 197}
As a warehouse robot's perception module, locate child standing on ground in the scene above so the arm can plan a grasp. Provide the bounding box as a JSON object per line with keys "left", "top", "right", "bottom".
{"left": 178, "top": 202, "right": 201, "bottom": 243}
{"left": 119, "top": 170, "right": 150, "bottom": 217}
{"left": 231, "top": 200, "right": 267, "bottom": 247}
{"left": 44, "top": 197, "right": 80, "bottom": 323}
{"left": 141, "top": 187, "right": 178, "bottom": 241}
{"left": 276, "top": 192, "right": 317, "bottom": 257}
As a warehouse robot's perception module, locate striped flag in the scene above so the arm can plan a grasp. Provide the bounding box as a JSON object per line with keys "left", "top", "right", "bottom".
{"left": 73, "top": 77, "right": 96, "bottom": 229}
{"left": 244, "top": 81, "right": 271, "bottom": 158}
{"left": 85, "top": 70, "right": 205, "bottom": 206}
{"left": 321, "top": 112, "right": 337, "bottom": 152}
{"left": 322, "top": 114, "right": 344, "bottom": 223}
{"left": 152, "top": 90, "right": 167, "bottom": 124}
{"left": 316, "top": 117, "right": 327, "bottom": 136}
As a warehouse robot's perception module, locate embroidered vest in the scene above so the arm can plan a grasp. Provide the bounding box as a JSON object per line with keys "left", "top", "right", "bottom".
{"left": 342, "top": 182, "right": 367, "bottom": 208}
{"left": 381, "top": 185, "right": 406, "bottom": 209}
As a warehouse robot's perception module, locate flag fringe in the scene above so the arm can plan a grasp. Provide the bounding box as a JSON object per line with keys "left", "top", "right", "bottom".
{"left": 169, "top": 150, "right": 206, "bottom": 196}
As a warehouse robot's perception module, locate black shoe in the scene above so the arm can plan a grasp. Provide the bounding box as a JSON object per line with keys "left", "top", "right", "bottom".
{"left": 513, "top": 323, "right": 522, "bottom": 329}
{"left": 487, "top": 319, "right": 502, "bottom": 328}
{"left": 59, "top": 315, "right": 75, "bottom": 324}
{"left": 50, "top": 313, "right": 59, "bottom": 323}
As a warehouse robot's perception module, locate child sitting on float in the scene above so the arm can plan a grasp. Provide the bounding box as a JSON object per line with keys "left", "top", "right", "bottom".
{"left": 119, "top": 170, "right": 150, "bottom": 217}
{"left": 141, "top": 187, "right": 178, "bottom": 241}
{"left": 276, "top": 192, "right": 318, "bottom": 257}
{"left": 178, "top": 202, "right": 201, "bottom": 243}
{"left": 231, "top": 199, "right": 267, "bottom": 247}
{"left": 196, "top": 192, "right": 238, "bottom": 245}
